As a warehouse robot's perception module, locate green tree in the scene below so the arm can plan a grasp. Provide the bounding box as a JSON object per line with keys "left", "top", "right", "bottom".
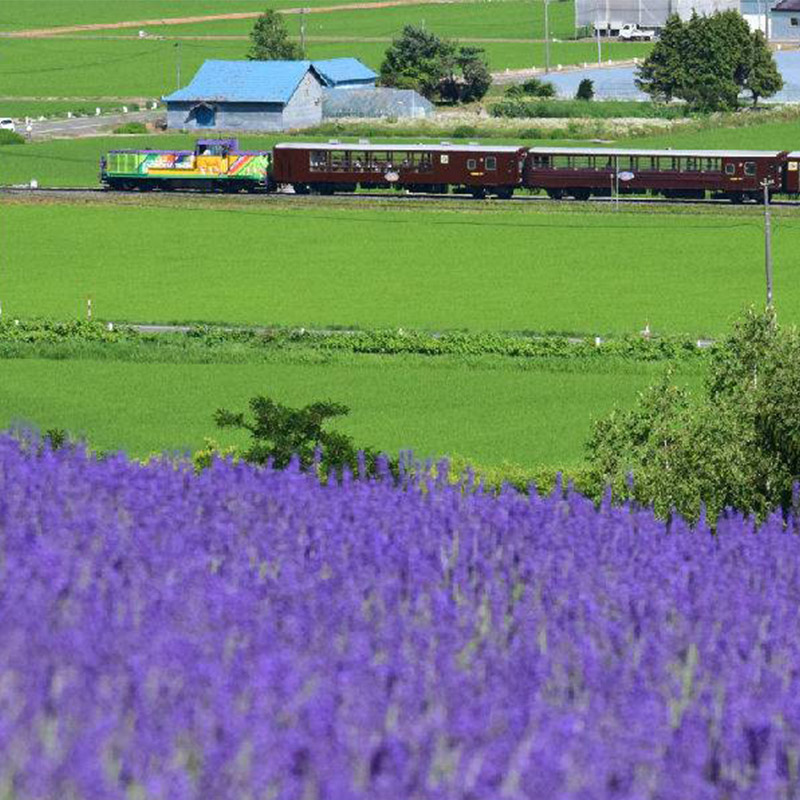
{"left": 380, "top": 26, "right": 491, "bottom": 102}
{"left": 746, "top": 30, "right": 783, "bottom": 107}
{"left": 585, "top": 308, "right": 800, "bottom": 523}
{"left": 247, "top": 9, "right": 302, "bottom": 61}
{"left": 636, "top": 10, "right": 781, "bottom": 111}
{"left": 575, "top": 78, "right": 594, "bottom": 101}
{"left": 214, "top": 395, "right": 385, "bottom": 476}
{"left": 635, "top": 14, "right": 687, "bottom": 103}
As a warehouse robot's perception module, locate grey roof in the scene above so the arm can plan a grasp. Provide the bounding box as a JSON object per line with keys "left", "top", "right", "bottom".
{"left": 163, "top": 60, "right": 320, "bottom": 104}
{"left": 772, "top": 0, "right": 800, "bottom": 11}
{"left": 313, "top": 58, "right": 377, "bottom": 86}
{"left": 274, "top": 142, "right": 524, "bottom": 153}
{"left": 528, "top": 147, "right": 783, "bottom": 158}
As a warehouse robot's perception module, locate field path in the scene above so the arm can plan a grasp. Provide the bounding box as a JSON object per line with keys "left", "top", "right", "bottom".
{"left": 0, "top": 0, "right": 466, "bottom": 39}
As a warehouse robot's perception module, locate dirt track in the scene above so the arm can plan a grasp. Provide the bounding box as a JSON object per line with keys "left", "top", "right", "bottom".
{"left": 1, "top": 0, "right": 463, "bottom": 38}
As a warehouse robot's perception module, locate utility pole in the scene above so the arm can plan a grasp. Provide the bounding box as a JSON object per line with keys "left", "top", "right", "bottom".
{"left": 174, "top": 41, "right": 181, "bottom": 89}
{"left": 762, "top": 179, "right": 774, "bottom": 306}
{"left": 595, "top": 20, "right": 602, "bottom": 66}
{"left": 544, "top": 0, "right": 551, "bottom": 74}
{"left": 300, "top": 8, "right": 307, "bottom": 57}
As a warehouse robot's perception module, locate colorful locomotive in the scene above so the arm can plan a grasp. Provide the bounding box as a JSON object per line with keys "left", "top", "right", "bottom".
{"left": 101, "top": 138, "right": 800, "bottom": 202}
{"left": 101, "top": 139, "right": 271, "bottom": 192}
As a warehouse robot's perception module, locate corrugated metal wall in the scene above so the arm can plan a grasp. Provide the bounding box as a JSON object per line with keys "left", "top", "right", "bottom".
{"left": 575, "top": 0, "right": 740, "bottom": 30}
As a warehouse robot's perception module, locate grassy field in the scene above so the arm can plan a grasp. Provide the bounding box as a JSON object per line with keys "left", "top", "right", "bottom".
{"left": 630, "top": 115, "right": 800, "bottom": 151}
{"left": 0, "top": 354, "right": 697, "bottom": 464}
{"left": 135, "top": 0, "right": 577, "bottom": 41}
{"left": 0, "top": 0, "right": 399, "bottom": 31}
{"left": 0, "top": 36, "right": 648, "bottom": 100}
{"left": 2, "top": 196, "right": 794, "bottom": 337}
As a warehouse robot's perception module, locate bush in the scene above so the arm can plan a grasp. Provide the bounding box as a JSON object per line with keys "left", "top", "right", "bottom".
{"left": 451, "top": 124, "right": 478, "bottom": 138}
{"left": 576, "top": 78, "right": 594, "bottom": 101}
{"left": 0, "top": 129, "right": 25, "bottom": 145}
{"left": 586, "top": 308, "right": 800, "bottom": 523}
{"left": 521, "top": 77, "right": 556, "bottom": 97}
{"left": 113, "top": 121, "right": 148, "bottom": 134}
{"left": 214, "top": 394, "right": 388, "bottom": 477}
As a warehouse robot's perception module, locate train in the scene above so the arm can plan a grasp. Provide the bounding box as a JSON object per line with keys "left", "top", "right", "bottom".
{"left": 100, "top": 138, "right": 800, "bottom": 203}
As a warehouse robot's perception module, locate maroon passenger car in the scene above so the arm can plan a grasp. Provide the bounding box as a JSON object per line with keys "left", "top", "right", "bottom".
{"left": 524, "top": 147, "right": 788, "bottom": 202}
{"left": 272, "top": 142, "right": 527, "bottom": 197}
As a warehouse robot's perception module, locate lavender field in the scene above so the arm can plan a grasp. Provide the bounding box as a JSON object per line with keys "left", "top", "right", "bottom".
{"left": 2, "top": 431, "right": 799, "bottom": 799}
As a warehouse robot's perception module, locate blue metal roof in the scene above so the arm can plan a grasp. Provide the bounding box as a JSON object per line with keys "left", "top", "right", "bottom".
{"left": 312, "top": 58, "right": 377, "bottom": 87}
{"left": 163, "top": 60, "right": 318, "bottom": 104}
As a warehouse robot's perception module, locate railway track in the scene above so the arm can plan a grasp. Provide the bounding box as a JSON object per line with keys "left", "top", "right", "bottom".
{"left": 3, "top": 184, "right": 800, "bottom": 207}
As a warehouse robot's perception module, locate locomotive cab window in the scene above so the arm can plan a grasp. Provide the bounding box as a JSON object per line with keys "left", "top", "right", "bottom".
{"left": 744, "top": 162, "right": 756, "bottom": 176}
{"left": 467, "top": 158, "right": 477, "bottom": 170}
{"left": 486, "top": 156, "right": 497, "bottom": 170}
{"left": 725, "top": 163, "right": 736, "bottom": 175}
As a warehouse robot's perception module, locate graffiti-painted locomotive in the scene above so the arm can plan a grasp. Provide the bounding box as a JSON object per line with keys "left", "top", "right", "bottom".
{"left": 101, "top": 138, "right": 800, "bottom": 202}
{"left": 101, "top": 139, "right": 271, "bottom": 192}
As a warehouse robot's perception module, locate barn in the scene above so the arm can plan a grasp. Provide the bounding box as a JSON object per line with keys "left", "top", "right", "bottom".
{"left": 163, "top": 59, "right": 355, "bottom": 132}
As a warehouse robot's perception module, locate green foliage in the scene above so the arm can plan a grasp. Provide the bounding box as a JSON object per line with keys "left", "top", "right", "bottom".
{"left": 0, "top": 129, "right": 24, "bottom": 145}
{"left": 745, "top": 30, "right": 783, "bottom": 107}
{"left": 379, "top": 25, "right": 491, "bottom": 103}
{"left": 575, "top": 78, "right": 594, "bottom": 101}
{"left": 113, "top": 122, "right": 148, "bottom": 134}
{"left": 636, "top": 11, "right": 782, "bottom": 111}
{"left": 521, "top": 77, "right": 556, "bottom": 97}
{"left": 247, "top": 9, "right": 302, "bottom": 61}
{"left": 214, "top": 395, "right": 384, "bottom": 475}
{"left": 491, "top": 98, "right": 687, "bottom": 119}
{"left": 586, "top": 308, "right": 800, "bottom": 523}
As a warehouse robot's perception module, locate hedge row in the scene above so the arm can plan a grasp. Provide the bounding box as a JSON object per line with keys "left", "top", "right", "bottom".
{"left": 0, "top": 319, "right": 711, "bottom": 362}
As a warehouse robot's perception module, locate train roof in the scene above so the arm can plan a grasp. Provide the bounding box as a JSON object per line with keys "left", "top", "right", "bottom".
{"left": 274, "top": 142, "right": 525, "bottom": 153}
{"left": 528, "top": 147, "right": 785, "bottom": 159}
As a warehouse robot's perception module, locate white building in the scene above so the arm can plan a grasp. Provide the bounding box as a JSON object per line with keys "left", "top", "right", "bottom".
{"left": 575, "top": 0, "right": 740, "bottom": 34}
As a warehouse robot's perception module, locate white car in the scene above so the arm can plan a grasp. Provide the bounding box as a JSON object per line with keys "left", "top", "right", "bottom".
{"left": 618, "top": 23, "right": 656, "bottom": 41}
{"left": 0, "top": 118, "right": 15, "bottom": 132}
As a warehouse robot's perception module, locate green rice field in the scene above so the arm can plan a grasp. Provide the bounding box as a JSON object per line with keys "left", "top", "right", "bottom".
{"left": 2, "top": 197, "right": 794, "bottom": 337}
{"left": 0, "top": 36, "right": 647, "bottom": 99}
{"left": 0, "top": 355, "right": 697, "bottom": 464}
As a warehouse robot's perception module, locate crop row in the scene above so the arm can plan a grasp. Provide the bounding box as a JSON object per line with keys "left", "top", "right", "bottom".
{"left": 1, "top": 431, "right": 799, "bottom": 798}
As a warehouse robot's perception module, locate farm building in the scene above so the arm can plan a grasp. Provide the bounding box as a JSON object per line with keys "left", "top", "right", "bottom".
{"left": 575, "top": 0, "right": 739, "bottom": 34}
{"left": 770, "top": 0, "right": 800, "bottom": 38}
{"left": 163, "top": 58, "right": 377, "bottom": 132}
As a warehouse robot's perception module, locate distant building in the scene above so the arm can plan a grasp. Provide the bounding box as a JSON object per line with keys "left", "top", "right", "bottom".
{"left": 575, "top": 0, "right": 739, "bottom": 34}
{"left": 313, "top": 58, "right": 378, "bottom": 89}
{"left": 770, "top": 0, "right": 800, "bottom": 38}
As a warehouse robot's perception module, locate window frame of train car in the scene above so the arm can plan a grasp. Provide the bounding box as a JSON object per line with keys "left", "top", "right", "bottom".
{"left": 524, "top": 147, "right": 786, "bottom": 201}
{"left": 271, "top": 143, "right": 526, "bottom": 196}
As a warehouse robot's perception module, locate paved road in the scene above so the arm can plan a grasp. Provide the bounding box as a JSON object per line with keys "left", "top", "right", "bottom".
{"left": 19, "top": 110, "right": 163, "bottom": 140}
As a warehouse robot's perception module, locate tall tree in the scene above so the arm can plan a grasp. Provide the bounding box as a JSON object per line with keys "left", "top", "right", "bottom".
{"left": 636, "top": 10, "right": 782, "bottom": 111}
{"left": 634, "top": 14, "right": 686, "bottom": 103}
{"left": 746, "top": 30, "right": 784, "bottom": 107}
{"left": 380, "top": 26, "right": 491, "bottom": 103}
{"left": 247, "top": 9, "right": 302, "bottom": 61}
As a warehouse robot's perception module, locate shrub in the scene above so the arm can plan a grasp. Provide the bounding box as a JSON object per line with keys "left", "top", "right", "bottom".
{"left": 113, "top": 121, "right": 147, "bottom": 134}
{"left": 0, "top": 129, "right": 25, "bottom": 145}
{"left": 214, "top": 394, "right": 388, "bottom": 477}
{"left": 451, "top": 124, "right": 478, "bottom": 138}
{"left": 576, "top": 78, "right": 595, "bottom": 101}
{"left": 521, "top": 77, "right": 556, "bottom": 97}
{"left": 586, "top": 307, "right": 800, "bottom": 522}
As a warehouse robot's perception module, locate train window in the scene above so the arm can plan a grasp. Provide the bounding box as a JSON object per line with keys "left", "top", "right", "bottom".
{"left": 467, "top": 158, "right": 477, "bottom": 170}
{"left": 671, "top": 157, "right": 680, "bottom": 171}
{"left": 309, "top": 151, "right": 327, "bottom": 171}
{"left": 686, "top": 158, "right": 698, "bottom": 172}
{"left": 744, "top": 162, "right": 756, "bottom": 176}
{"left": 725, "top": 163, "right": 736, "bottom": 175}
{"left": 329, "top": 150, "right": 349, "bottom": 170}
{"left": 703, "top": 158, "right": 719, "bottom": 172}
{"left": 486, "top": 156, "right": 497, "bottom": 170}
